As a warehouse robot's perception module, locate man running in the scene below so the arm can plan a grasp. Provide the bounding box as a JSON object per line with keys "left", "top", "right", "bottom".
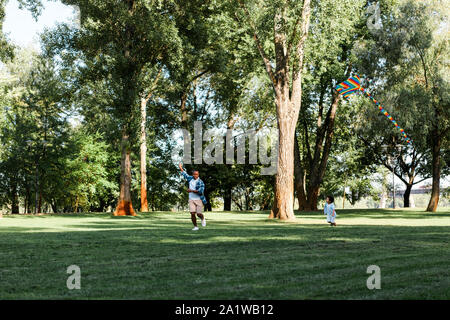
{"left": 179, "top": 163, "right": 207, "bottom": 231}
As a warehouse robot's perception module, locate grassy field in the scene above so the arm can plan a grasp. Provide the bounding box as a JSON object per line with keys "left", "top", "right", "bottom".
{"left": 0, "top": 208, "right": 449, "bottom": 299}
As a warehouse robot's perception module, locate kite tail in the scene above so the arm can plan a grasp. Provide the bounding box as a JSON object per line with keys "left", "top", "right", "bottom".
{"left": 360, "top": 88, "right": 412, "bottom": 145}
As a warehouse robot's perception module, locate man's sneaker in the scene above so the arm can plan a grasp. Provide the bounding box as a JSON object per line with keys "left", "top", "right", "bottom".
{"left": 192, "top": 226, "right": 199, "bottom": 231}
{"left": 201, "top": 219, "right": 206, "bottom": 227}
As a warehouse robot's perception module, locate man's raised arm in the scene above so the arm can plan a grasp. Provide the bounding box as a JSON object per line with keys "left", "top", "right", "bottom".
{"left": 179, "top": 163, "right": 191, "bottom": 180}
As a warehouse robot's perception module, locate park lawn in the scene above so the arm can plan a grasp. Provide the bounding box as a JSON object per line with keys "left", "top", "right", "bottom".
{"left": 0, "top": 208, "right": 449, "bottom": 299}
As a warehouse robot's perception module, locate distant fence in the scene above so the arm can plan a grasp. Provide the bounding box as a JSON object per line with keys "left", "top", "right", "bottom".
{"left": 396, "top": 189, "right": 432, "bottom": 196}
{"left": 389, "top": 188, "right": 446, "bottom": 199}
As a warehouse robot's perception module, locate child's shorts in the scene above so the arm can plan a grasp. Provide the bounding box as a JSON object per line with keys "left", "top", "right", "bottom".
{"left": 327, "top": 213, "right": 335, "bottom": 223}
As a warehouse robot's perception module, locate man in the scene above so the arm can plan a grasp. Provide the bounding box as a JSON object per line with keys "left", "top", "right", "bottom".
{"left": 179, "top": 163, "right": 207, "bottom": 231}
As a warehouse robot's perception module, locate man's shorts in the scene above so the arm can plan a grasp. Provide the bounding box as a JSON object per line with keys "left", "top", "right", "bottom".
{"left": 189, "top": 199, "right": 204, "bottom": 213}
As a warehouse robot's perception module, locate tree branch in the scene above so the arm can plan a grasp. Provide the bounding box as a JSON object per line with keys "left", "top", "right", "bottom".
{"left": 144, "top": 64, "right": 164, "bottom": 104}
{"left": 290, "top": 0, "right": 311, "bottom": 102}
{"left": 303, "top": 116, "right": 312, "bottom": 168}
{"left": 286, "top": 15, "right": 301, "bottom": 56}
{"left": 237, "top": 1, "right": 276, "bottom": 90}
{"left": 274, "top": 4, "right": 288, "bottom": 95}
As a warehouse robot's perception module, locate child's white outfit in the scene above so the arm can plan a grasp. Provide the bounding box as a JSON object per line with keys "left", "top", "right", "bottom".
{"left": 324, "top": 202, "right": 336, "bottom": 223}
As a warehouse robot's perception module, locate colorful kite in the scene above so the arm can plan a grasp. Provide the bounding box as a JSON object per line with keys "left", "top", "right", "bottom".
{"left": 335, "top": 74, "right": 411, "bottom": 145}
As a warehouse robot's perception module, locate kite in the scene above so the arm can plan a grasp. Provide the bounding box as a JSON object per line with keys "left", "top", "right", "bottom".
{"left": 335, "top": 75, "right": 411, "bottom": 145}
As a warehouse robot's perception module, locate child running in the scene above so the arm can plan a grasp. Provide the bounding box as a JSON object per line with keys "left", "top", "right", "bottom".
{"left": 324, "top": 195, "right": 337, "bottom": 226}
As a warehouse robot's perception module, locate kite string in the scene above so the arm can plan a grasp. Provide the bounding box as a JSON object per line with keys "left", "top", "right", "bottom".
{"left": 335, "top": 75, "right": 412, "bottom": 145}
{"left": 360, "top": 88, "right": 411, "bottom": 144}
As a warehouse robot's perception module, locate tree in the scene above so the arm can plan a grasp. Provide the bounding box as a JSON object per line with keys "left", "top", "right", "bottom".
{"left": 63, "top": 129, "right": 115, "bottom": 213}
{"left": 206, "top": 9, "right": 274, "bottom": 211}
{"left": 0, "top": 48, "right": 72, "bottom": 214}
{"left": 231, "top": 0, "right": 312, "bottom": 220}
{"left": 139, "top": 65, "right": 163, "bottom": 212}
{"left": 357, "top": 124, "right": 432, "bottom": 208}
{"left": 354, "top": 0, "right": 449, "bottom": 211}
{"left": 0, "top": 0, "right": 14, "bottom": 62}
{"left": 44, "top": 0, "right": 184, "bottom": 215}
{"left": 290, "top": 0, "right": 367, "bottom": 211}
{"left": 0, "top": 48, "right": 33, "bottom": 212}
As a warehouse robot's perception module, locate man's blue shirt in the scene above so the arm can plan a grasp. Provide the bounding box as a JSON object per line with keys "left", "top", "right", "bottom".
{"left": 181, "top": 171, "right": 207, "bottom": 205}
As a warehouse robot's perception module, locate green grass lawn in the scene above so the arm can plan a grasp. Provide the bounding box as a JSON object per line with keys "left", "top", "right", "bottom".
{"left": 0, "top": 208, "right": 449, "bottom": 299}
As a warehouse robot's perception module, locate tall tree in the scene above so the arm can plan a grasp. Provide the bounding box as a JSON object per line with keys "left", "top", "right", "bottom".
{"left": 44, "top": 0, "right": 183, "bottom": 215}
{"left": 139, "top": 65, "right": 163, "bottom": 212}
{"left": 291, "top": 0, "right": 366, "bottom": 211}
{"left": 232, "top": 0, "right": 311, "bottom": 220}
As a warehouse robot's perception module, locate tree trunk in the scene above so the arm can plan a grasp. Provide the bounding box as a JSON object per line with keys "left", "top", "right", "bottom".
{"left": 403, "top": 183, "right": 413, "bottom": 208}
{"left": 180, "top": 91, "right": 188, "bottom": 129}
{"left": 223, "top": 115, "right": 236, "bottom": 212}
{"left": 271, "top": 111, "right": 297, "bottom": 220}
{"left": 294, "top": 130, "right": 308, "bottom": 210}
{"left": 24, "top": 195, "right": 28, "bottom": 214}
{"left": 342, "top": 184, "right": 346, "bottom": 209}
{"left": 138, "top": 68, "right": 163, "bottom": 213}
{"left": 244, "top": 188, "right": 254, "bottom": 211}
{"left": 239, "top": 0, "right": 311, "bottom": 220}
{"left": 296, "top": 93, "right": 340, "bottom": 212}
{"left": 51, "top": 201, "right": 58, "bottom": 214}
{"left": 402, "top": 173, "right": 416, "bottom": 208}
{"left": 140, "top": 97, "right": 149, "bottom": 212}
{"left": 11, "top": 181, "right": 19, "bottom": 214}
{"left": 269, "top": 179, "right": 277, "bottom": 218}
{"left": 25, "top": 182, "right": 31, "bottom": 213}
{"left": 74, "top": 195, "right": 79, "bottom": 213}
{"left": 34, "top": 164, "right": 39, "bottom": 214}
{"left": 260, "top": 192, "right": 271, "bottom": 210}
{"left": 38, "top": 190, "right": 42, "bottom": 214}
{"left": 114, "top": 131, "right": 136, "bottom": 216}
{"left": 233, "top": 198, "right": 243, "bottom": 211}
{"left": 11, "top": 194, "right": 19, "bottom": 214}
{"left": 305, "top": 186, "right": 320, "bottom": 211}
{"left": 204, "top": 190, "right": 212, "bottom": 212}
{"left": 311, "top": 93, "right": 340, "bottom": 211}
{"left": 426, "top": 132, "right": 441, "bottom": 212}
{"left": 223, "top": 187, "right": 232, "bottom": 211}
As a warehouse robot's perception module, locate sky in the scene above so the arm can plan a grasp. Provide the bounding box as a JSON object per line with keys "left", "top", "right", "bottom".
{"left": 3, "top": 0, "right": 75, "bottom": 49}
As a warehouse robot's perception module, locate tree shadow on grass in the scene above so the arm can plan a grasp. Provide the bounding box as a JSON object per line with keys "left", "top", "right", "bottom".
{"left": 0, "top": 226, "right": 48, "bottom": 232}
{"left": 11, "top": 217, "right": 449, "bottom": 242}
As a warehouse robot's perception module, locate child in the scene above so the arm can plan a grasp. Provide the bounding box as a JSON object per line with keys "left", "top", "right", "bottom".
{"left": 324, "top": 195, "right": 337, "bottom": 226}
